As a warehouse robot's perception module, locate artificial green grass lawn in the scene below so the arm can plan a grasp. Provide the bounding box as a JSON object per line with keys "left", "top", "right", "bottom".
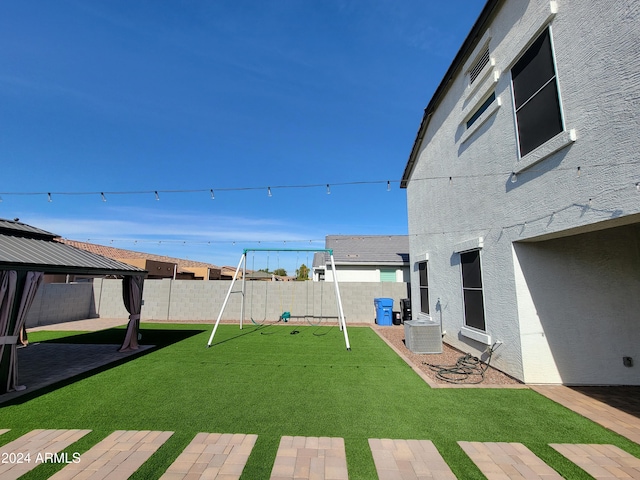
{"left": 1, "top": 323, "right": 639, "bottom": 479}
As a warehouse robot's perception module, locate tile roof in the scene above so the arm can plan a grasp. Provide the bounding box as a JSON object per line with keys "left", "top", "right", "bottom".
{"left": 58, "top": 239, "right": 220, "bottom": 271}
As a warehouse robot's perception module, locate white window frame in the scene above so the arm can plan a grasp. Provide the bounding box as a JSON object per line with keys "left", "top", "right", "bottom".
{"left": 418, "top": 261, "right": 429, "bottom": 315}
{"left": 510, "top": 24, "right": 576, "bottom": 172}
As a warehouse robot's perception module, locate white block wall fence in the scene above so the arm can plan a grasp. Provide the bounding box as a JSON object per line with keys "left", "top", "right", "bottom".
{"left": 26, "top": 278, "right": 410, "bottom": 327}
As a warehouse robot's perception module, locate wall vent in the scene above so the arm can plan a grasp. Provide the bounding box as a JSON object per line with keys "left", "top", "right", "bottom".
{"left": 404, "top": 318, "right": 442, "bottom": 354}
{"left": 469, "top": 46, "right": 490, "bottom": 84}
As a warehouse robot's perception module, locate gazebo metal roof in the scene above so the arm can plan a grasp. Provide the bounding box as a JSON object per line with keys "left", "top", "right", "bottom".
{"left": 0, "top": 219, "right": 146, "bottom": 276}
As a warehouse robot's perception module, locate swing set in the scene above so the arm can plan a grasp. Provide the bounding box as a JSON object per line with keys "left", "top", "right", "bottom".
{"left": 206, "top": 248, "right": 351, "bottom": 351}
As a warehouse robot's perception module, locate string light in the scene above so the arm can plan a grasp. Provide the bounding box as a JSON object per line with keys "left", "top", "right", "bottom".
{"left": 0, "top": 161, "right": 637, "bottom": 202}
{"left": 326, "top": 184, "right": 331, "bottom": 195}
{"left": 210, "top": 189, "right": 215, "bottom": 200}
{"left": 267, "top": 187, "right": 272, "bottom": 197}
{"left": 101, "top": 192, "right": 107, "bottom": 202}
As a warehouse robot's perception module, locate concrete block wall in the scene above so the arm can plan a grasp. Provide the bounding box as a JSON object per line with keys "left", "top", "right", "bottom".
{"left": 92, "top": 278, "right": 129, "bottom": 319}
{"left": 27, "top": 279, "right": 410, "bottom": 325}
{"left": 25, "top": 283, "right": 95, "bottom": 327}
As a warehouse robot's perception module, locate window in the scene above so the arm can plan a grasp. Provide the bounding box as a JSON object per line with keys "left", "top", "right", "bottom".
{"left": 418, "top": 261, "right": 429, "bottom": 314}
{"left": 511, "top": 28, "right": 563, "bottom": 157}
{"left": 466, "top": 92, "right": 496, "bottom": 129}
{"left": 460, "top": 250, "right": 485, "bottom": 331}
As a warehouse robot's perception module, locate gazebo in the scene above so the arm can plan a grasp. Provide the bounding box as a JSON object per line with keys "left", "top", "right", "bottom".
{"left": 0, "top": 219, "right": 147, "bottom": 394}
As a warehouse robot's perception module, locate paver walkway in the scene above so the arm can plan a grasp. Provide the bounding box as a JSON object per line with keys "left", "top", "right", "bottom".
{"left": 0, "top": 429, "right": 91, "bottom": 480}
{"left": 50, "top": 430, "right": 173, "bottom": 480}
{"left": 458, "top": 441, "right": 563, "bottom": 479}
{"left": 160, "top": 432, "right": 257, "bottom": 480}
{"left": 270, "top": 436, "right": 348, "bottom": 480}
{"left": 532, "top": 385, "right": 640, "bottom": 445}
{"left": 369, "top": 438, "right": 456, "bottom": 480}
{"left": 3, "top": 429, "right": 640, "bottom": 479}
{"left": 550, "top": 443, "right": 640, "bottom": 479}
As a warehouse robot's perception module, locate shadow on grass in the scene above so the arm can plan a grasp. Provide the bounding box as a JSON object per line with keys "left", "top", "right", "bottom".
{"left": 2, "top": 328, "right": 205, "bottom": 407}
{"left": 206, "top": 321, "right": 282, "bottom": 346}
{"left": 39, "top": 327, "right": 202, "bottom": 347}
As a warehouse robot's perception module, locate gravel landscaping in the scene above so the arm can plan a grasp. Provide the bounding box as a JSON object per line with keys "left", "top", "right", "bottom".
{"left": 373, "top": 324, "right": 522, "bottom": 386}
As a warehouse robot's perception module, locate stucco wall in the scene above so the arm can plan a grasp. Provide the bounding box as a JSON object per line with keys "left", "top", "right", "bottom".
{"left": 27, "top": 278, "right": 409, "bottom": 325}
{"left": 405, "top": 0, "right": 640, "bottom": 383}
{"left": 513, "top": 224, "right": 640, "bottom": 385}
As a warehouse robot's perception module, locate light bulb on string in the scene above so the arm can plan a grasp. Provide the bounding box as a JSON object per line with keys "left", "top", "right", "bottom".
{"left": 326, "top": 184, "right": 331, "bottom": 195}
{"left": 154, "top": 191, "right": 160, "bottom": 201}
{"left": 47, "top": 193, "right": 52, "bottom": 202}
{"left": 268, "top": 187, "right": 272, "bottom": 197}
{"left": 210, "top": 189, "right": 215, "bottom": 200}
{"left": 101, "top": 192, "right": 107, "bottom": 202}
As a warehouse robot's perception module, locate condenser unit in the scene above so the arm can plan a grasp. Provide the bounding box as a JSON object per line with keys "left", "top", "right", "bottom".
{"left": 404, "top": 318, "right": 442, "bottom": 354}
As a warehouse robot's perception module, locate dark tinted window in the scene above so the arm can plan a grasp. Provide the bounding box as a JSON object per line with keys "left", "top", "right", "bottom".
{"left": 460, "top": 250, "right": 485, "bottom": 331}
{"left": 419, "top": 261, "right": 429, "bottom": 314}
{"left": 461, "top": 251, "right": 482, "bottom": 289}
{"left": 512, "top": 28, "right": 563, "bottom": 156}
{"left": 466, "top": 92, "right": 496, "bottom": 129}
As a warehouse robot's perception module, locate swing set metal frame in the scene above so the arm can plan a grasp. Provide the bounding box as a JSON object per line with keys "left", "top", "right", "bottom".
{"left": 206, "top": 248, "right": 351, "bottom": 350}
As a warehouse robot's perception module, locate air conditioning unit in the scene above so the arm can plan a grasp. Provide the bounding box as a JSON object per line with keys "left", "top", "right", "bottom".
{"left": 404, "top": 317, "right": 442, "bottom": 354}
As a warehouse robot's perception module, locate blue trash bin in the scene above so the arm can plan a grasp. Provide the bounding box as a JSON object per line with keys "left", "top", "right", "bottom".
{"left": 374, "top": 298, "right": 394, "bottom": 326}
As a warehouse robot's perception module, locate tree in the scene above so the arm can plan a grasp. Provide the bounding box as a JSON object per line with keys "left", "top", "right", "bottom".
{"left": 272, "top": 268, "right": 287, "bottom": 277}
{"left": 296, "top": 264, "right": 310, "bottom": 280}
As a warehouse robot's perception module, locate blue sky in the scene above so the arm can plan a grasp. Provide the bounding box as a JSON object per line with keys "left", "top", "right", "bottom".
{"left": 0, "top": 0, "right": 485, "bottom": 271}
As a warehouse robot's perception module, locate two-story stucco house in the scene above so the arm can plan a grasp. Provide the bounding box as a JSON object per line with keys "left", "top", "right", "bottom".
{"left": 401, "top": 0, "right": 639, "bottom": 385}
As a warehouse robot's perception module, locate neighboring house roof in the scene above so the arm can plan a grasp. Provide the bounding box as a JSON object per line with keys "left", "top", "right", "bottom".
{"left": 400, "top": 0, "right": 500, "bottom": 188}
{"left": 0, "top": 219, "right": 145, "bottom": 276}
{"left": 314, "top": 235, "right": 409, "bottom": 267}
{"left": 58, "top": 239, "right": 220, "bottom": 274}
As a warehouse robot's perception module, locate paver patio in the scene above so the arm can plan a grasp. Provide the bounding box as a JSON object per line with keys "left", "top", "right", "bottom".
{"left": 0, "top": 429, "right": 91, "bottom": 480}
{"left": 458, "top": 441, "right": 563, "bottom": 479}
{"left": 270, "top": 436, "right": 348, "bottom": 480}
{"left": 369, "top": 438, "right": 456, "bottom": 480}
{"left": 160, "top": 432, "right": 257, "bottom": 480}
{"left": 532, "top": 385, "right": 640, "bottom": 445}
{"left": 550, "top": 443, "right": 640, "bottom": 479}
{"left": 49, "top": 430, "right": 173, "bottom": 480}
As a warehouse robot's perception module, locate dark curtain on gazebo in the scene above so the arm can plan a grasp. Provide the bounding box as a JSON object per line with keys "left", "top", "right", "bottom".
{"left": 0, "top": 270, "right": 43, "bottom": 393}
{"left": 0, "top": 271, "right": 18, "bottom": 392}
{"left": 8, "top": 271, "right": 43, "bottom": 391}
{"left": 119, "top": 275, "right": 144, "bottom": 352}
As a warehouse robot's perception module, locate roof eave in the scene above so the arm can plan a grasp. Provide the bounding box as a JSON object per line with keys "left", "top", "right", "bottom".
{"left": 400, "top": 0, "right": 502, "bottom": 188}
{"left": 0, "top": 262, "right": 147, "bottom": 277}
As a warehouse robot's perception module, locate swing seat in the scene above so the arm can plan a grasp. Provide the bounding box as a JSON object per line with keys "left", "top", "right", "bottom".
{"left": 280, "top": 311, "right": 291, "bottom": 322}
